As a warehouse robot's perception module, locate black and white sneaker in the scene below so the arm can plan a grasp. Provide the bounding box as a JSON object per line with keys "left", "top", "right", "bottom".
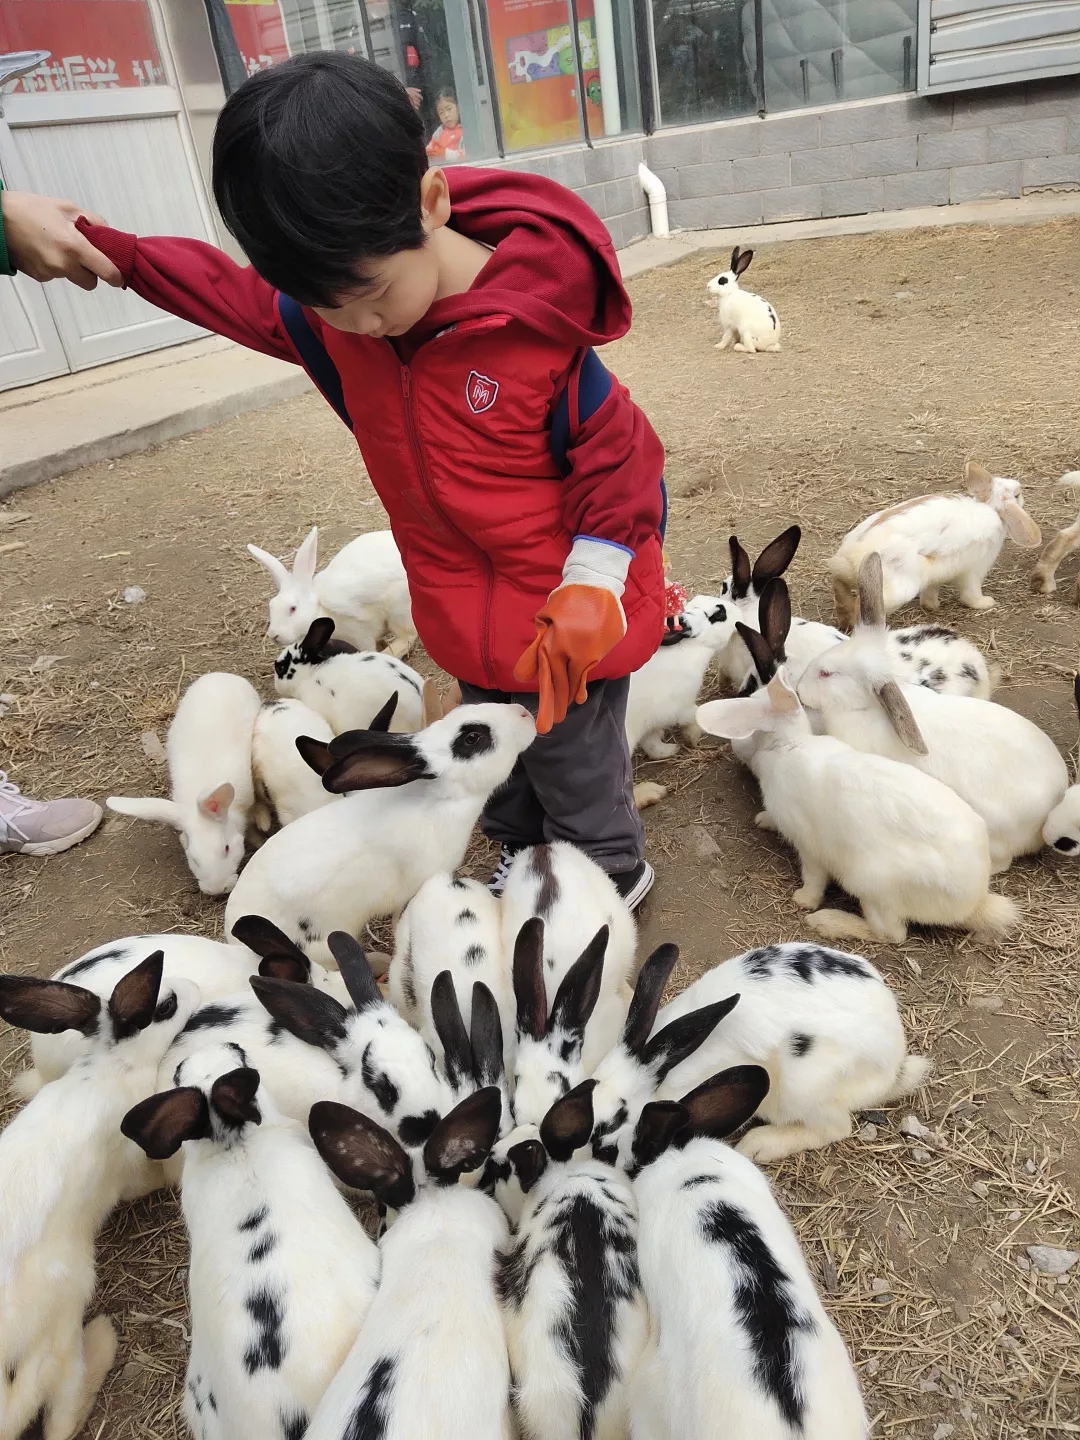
{"left": 610, "top": 860, "right": 655, "bottom": 911}
{"left": 488, "top": 844, "right": 523, "bottom": 897}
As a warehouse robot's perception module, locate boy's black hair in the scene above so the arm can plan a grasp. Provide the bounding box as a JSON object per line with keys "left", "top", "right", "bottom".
{"left": 212, "top": 52, "right": 429, "bottom": 307}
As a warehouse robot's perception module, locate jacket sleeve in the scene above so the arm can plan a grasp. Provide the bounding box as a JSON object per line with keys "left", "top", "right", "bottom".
{"left": 75, "top": 219, "right": 296, "bottom": 364}
{"left": 557, "top": 380, "right": 665, "bottom": 595}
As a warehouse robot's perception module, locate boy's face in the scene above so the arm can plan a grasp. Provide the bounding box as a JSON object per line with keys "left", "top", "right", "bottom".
{"left": 310, "top": 168, "right": 450, "bottom": 340}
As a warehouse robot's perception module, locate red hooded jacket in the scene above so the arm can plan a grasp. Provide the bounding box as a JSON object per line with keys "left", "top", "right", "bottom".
{"left": 79, "top": 167, "right": 665, "bottom": 691}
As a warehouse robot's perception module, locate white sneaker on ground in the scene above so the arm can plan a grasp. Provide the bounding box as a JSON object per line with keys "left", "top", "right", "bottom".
{"left": 0, "top": 770, "right": 103, "bottom": 857}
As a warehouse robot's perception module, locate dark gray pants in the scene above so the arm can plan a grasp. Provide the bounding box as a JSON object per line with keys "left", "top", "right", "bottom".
{"left": 458, "top": 676, "right": 644, "bottom": 874}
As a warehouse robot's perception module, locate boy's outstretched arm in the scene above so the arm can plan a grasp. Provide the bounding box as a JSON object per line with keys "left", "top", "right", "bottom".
{"left": 1, "top": 188, "right": 293, "bottom": 363}
{"left": 514, "top": 379, "right": 665, "bottom": 733}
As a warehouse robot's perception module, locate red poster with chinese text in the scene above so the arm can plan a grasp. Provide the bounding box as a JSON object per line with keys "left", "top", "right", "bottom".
{"left": 0, "top": 0, "right": 165, "bottom": 90}
{"left": 485, "top": 0, "right": 602, "bottom": 152}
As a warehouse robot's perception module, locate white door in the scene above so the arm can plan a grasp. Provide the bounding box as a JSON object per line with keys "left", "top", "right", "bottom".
{"left": 0, "top": 0, "right": 215, "bottom": 390}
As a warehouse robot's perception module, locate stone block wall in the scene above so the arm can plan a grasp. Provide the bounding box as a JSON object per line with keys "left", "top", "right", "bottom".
{"left": 490, "top": 75, "right": 1080, "bottom": 247}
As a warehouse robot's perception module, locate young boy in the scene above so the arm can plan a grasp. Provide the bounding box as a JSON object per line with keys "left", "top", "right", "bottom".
{"left": 1, "top": 52, "right": 665, "bottom": 906}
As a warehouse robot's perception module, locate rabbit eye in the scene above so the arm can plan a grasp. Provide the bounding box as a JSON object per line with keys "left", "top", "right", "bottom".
{"left": 451, "top": 722, "right": 494, "bottom": 759}
{"left": 153, "top": 992, "right": 178, "bottom": 1023}
{"left": 289, "top": 605, "right": 297, "bottom": 615}
{"left": 718, "top": 276, "right": 728, "bottom": 285}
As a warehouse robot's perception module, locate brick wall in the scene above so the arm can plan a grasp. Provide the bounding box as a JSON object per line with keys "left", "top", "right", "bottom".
{"left": 492, "top": 75, "right": 1080, "bottom": 248}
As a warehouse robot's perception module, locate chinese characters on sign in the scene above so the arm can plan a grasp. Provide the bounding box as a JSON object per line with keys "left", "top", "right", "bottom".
{"left": 0, "top": 0, "right": 166, "bottom": 90}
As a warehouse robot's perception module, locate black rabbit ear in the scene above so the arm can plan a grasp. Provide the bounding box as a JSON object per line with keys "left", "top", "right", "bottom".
{"left": 301, "top": 617, "right": 336, "bottom": 656}
{"left": 508, "top": 1138, "right": 548, "bottom": 1194}
{"left": 752, "top": 526, "right": 800, "bottom": 589}
{"left": 296, "top": 734, "right": 333, "bottom": 776}
{"left": 622, "top": 943, "right": 680, "bottom": 1057}
{"left": 729, "top": 536, "right": 752, "bottom": 600}
{"left": 758, "top": 579, "right": 791, "bottom": 660}
{"left": 0, "top": 974, "right": 101, "bottom": 1036}
{"left": 640, "top": 994, "right": 740, "bottom": 1082}
{"left": 548, "top": 927, "right": 608, "bottom": 1040}
{"left": 512, "top": 918, "right": 548, "bottom": 1042}
{"left": 367, "top": 693, "right": 399, "bottom": 733}
{"left": 108, "top": 951, "right": 165, "bottom": 1040}
{"left": 249, "top": 975, "right": 349, "bottom": 1050}
{"left": 327, "top": 932, "right": 383, "bottom": 1012}
{"left": 211, "top": 1067, "right": 262, "bottom": 1129}
{"left": 470, "top": 982, "right": 504, "bottom": 1088}
{"left": 632, "top": 1100, "right": 689, "bottom": 1170}
{"left": 309, "top": 1100, "right": 415, "bottom": 1207}
{"left": 729, "top": 245, "right": 740, "bottom": 272}
{"left": 430, "top": 971, "right": 473, "bottom": 1091}
{"left": 122, "top": 1087, "right": 210, "bottom": 1159}
{"left": 321, "top": 736, "right": 432, "bottom": 793}
{"left": 678, "top": 1064, "right": 770, "bottom": 1140}
{"left": 232, "top": 915, "right": 311, "bottom": 981}
{"left": 734, "top": 248, "right": 754, "bottom": 276}
{"left": 736, "top": 621, "right": 776, "bottom": 685}
{"left": 424, "top": 1086, "right": 502, "bottom": 1180}
{"left": 540, "top": 1078, "right": 597, "bottom": 1163}
{"left": 1072, "top": 673, "right": 1080, "bottom": 722}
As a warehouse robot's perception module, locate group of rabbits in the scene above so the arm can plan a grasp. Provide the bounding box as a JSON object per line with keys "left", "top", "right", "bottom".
{"left": 2, "top": 820, "right": 934, "bottom": 1440}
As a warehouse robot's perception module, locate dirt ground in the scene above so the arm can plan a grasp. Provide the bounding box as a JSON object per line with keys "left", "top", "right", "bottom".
{"left": 2, "top": 216, "right": 1080, "bottom": 1439}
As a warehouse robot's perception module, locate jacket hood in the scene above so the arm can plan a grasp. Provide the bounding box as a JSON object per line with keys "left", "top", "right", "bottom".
{"left": 419, "top": 165, "right": 632, "bottom": 348}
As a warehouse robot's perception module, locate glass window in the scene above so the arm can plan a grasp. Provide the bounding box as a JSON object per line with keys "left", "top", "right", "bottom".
{"left": 0, "top": 0, "right": 168, "bottom": 90}
{"left": 651, "top": 0, "right": 757, "bottom": 128}
{"left": 759, "top": 0, "right": 917, "bottom": 112}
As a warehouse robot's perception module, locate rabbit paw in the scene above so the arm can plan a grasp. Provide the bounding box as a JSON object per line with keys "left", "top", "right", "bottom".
{"left": 962, "top": 594, "right": 995, "bottom": 611}
{"left": 755, "top": 810, "right": 777, "bottom": 832}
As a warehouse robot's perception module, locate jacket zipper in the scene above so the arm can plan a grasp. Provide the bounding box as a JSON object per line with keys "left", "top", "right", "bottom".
{"left": 400, "top": 365, "right": 498, "bottom": 690}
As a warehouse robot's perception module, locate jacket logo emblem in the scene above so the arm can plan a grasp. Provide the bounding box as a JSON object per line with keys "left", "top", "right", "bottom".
{"left": 466, "top": 371, "right": 499, "bottom": 414}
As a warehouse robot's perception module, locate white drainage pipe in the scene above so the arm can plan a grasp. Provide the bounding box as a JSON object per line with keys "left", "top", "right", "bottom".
{"left": 638, "top": 162, "right": 670, "bottom": 239}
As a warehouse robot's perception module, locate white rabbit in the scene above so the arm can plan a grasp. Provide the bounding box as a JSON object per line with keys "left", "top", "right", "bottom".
{"left": 121, "top": 1048, "right": 380, "bottom": 1440}
{"left": 304, "top": 1088, "right": 512, "bottom": 1440}
{"left": 628, "top": 1068, "right": 869, "bottom": 1440}
{"left": 799, "top": 554, "right": 1068, "bottom": 873}
{"left": 108, "top": 672, "right": 262, "bottom": 896}
{"left": 496, "top": 1080, "right": 649, "bottom": 1440}
{"left": 18, "top": 919, "right": 350, "bottom": 1101}
{"left": 586, "top": 937, "right": 930, "bottom": 1169}
{"left": 249, "top": 525, "right": 416, "bottom": 656}
{"left": 390, "top": 873, "right": 513, "bottom": 1075}
{"left": 707, "top": 246, "right": 782, "bottom": 354}
{"left": 249, "top": 930, "right": 456, "bottom": 1150}
{"left": 0, "top": 952, "right": 198, "bottom": 1440}
{"left": 509, "top": 918, "right": 614, "bottom": 1127}
{"left": 1042, "top": 673, "right": 1080, "bottom": 857}
{"left": 626, "top": 601, "right": 737, "bottom": 761}
{"left": 1032, "top": 470, "right": 1080, "bottom": 603}
{"left": 273, "top": 618, "right": 424, "bottom": 735}
{"left": 252, "top": 699, "right": 338, "bottom": 829}
{"left": 697, "top": 580, "right": 1017, "bottom": 945}
{"left": 224, "top": 703, "right": 536, "bottom": 969}
{"left": 501, "top": 841, "right": 636, "bottom": 1061}
{"left": 828, "top": 461, "right": 1042, "bottom": 629}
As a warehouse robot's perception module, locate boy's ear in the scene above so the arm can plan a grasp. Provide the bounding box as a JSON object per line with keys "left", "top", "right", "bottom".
{"left": 420, "top": 167, "right": 451, "bottom": 232}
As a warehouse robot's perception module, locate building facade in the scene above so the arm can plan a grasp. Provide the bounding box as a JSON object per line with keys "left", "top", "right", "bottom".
{"left": 2, "top": 0, "right": 1079, "bottom": 389}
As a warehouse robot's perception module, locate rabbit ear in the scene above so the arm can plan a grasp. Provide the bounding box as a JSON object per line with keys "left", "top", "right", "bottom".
{"left": 197, "top": 783, "right": 235, "bottom": 823}
{"left": 632, "top": 1099, "right": 689, "bottom": 1170}
{"left": 295, "top": 734, "right": 333, "bottom": 776}
{"left": 757, "top": 580, "right": 791, "bottom": 660}
{"left": 876, "top": 680, "right": 928, "bottom": 755}
{"left": 547, "top": 927, "right": 608, "bottom": 1040}
{"left": 107, "top": 796, "right": 184, "bottom": 829}
{"left": 293, "top": 528, "right": 319, "bottom": 583}
{"left": 539, "top": 1078, "right": 597, "bottom": 1162}
{"left": 728, "top": 536, "right": 752, "bottom": 599}
{"left": 300, "top": 617, "right": 336, "bottom": 657}
{"left": 752, "top": 526, "right": 800, "bottom": 589}
{"left": 857, "top": 552, "right": 887, "bottom": 629}
{"left": 424, "top": 1086, "right": 502, "bottom": 1180}
{"left": 964, "top": 461, "right": 995, "bottom": 502}
{"left": 508, "top": 1137, "right": 548, "bottom": 1193}
{"left": 233, "top": 915, "right": 313, "bottom": 986}
{"left": 736, "top": 620, "right": 776, "bottom": 684}
{"left": 640, "top": 994, "right": 740, "bottom": 1082}
{"left": 211, "top": 1067, "right": 262, "bottom": 1129}
{"left": 249, "top": 976, "right": 350, "bottom": 1050}
{"left": 367, "top": 694, "right": 399, "bottom": 733}
{"left": 734, "top": 248, "right": 754, "bottom": 276}
{"left": 321, "top": 735, "right": 433, "bottom": 793}
{"left": 678, "top": 1064, "right": 770, "bottom": 1140}
{"left": 122, "top": 1087, "right": 211, "bottom": 1159}
{"left": 326, "top": 932, "right": 383, "bottom": 1012}
{"left": 309, "top": 1100, "right": 415, "bottom": 1207}
{"left": 470, "top": 982, "right": 504, "bottom": 1088}
{"left": 622, "top": 942, "right": 680, "bottom": 1057}
{"left": 0, "top": 974, "right": 101, "bottom": 1036}
{"left": 247, "top": 544, "right": 290, "bottom": 591}
{"left": 696, "top": 690, "right": 774, "bottom": 742}
{"left": 512, "top": 918, "right": 548, "bottom": 1041}
{"left": 430, "top": 971, "right": 473, "bottom": 1091}
{"left": 766, "top": 670, "right": 802, "bottom": 715}
{"left": 729, "top": 245, "right": 740, "bottom": 272}
{"left": 108, "top": 951, "right": 165, "bottom": 1040}
{"left": 1002, "top": 501, "right": 1041, "bottom": 549}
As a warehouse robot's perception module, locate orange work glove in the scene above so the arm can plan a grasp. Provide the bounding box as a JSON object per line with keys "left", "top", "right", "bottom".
{"left": 515, "top": 584, "right": 627, "bottom": 734}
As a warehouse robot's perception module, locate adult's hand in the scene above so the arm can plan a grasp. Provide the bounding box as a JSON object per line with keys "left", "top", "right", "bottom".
{"left": 2, "top": 190, "right": 122, "bottom": 290}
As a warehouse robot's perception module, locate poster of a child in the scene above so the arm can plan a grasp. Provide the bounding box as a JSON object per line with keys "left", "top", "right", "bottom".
{"left": 426, "top": 89, "right": 466, "bottom": 162}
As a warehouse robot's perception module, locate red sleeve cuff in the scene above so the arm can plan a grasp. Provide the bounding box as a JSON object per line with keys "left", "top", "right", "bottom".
{"left": 75, "top": 217, "right": 136, "bottom": 284}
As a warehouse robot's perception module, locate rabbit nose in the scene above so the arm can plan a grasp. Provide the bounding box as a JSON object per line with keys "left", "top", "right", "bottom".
{"left": 511, "top": 704, "right": 532, "bottom": 720}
